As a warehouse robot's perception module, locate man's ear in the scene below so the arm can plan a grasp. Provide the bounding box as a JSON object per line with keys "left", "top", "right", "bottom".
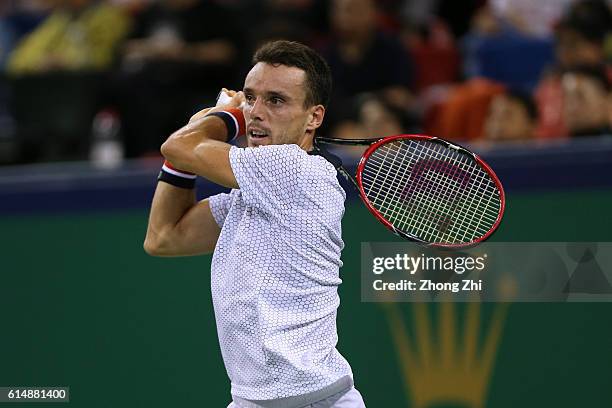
{"left": 306, "top": 105, "right": 326, "bottom": 132}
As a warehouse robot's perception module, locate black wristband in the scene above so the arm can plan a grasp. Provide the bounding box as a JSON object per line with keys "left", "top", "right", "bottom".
{"left": 205, "top": 109, "right": 246, "bottom": 142}
{"left": 206, "top": 111, "right": 238, "bottom": 142}
{"left": 158, "top": 163, "right": 196, "bottom": 189}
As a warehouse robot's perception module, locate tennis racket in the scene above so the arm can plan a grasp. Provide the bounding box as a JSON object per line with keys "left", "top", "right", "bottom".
{"left": 315, "top": 135, "right": 505, "bottom": 248}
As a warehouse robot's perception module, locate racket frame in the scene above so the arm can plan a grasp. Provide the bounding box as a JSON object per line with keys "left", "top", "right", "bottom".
{"left": 318, "top": 134, "right": 506, "bottom": 248}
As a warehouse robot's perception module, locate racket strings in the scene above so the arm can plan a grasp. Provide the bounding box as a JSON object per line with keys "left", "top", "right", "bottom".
{"left": 360, "top": 139, "right": 502, "bottom": 244}
{"left": 370, "top": 143, "right": 499, "bottom": 243}
{"left": 388, "top": 146, "right": 502, "bottom": 240}
{"left": 411, "top": 143, "right": 499, "bottom": 241}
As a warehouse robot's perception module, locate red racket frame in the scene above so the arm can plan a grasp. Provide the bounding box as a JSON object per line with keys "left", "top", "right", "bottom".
{"left": 354, "top": 134, "right": 506, "bottom": 248}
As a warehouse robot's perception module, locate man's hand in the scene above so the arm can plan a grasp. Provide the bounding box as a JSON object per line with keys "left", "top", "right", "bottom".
{"left": 144, "top": 88, "right": 244, "bottom": 257}
{"left": 160, "top": 88, "right": 245, "bottom": 189}
{"left": 189, "top": 88, "right": 245, "bottom": 123}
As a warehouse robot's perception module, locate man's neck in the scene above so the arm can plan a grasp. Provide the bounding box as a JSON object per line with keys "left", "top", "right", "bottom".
{"left": 297, "top": 134, "right": 314, "bottom": 152}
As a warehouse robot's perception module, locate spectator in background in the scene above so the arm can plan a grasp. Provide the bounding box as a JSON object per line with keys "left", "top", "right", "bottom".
{"left": 4, "top": 0, "right": 130, "bottom": 162}
{"left": 420, "top": 0, "right": 483, "bottom": 40}
{"left": 555, "top": 0, "right": 612, "bottom": 68}
{"left": 241, "top": 0, "right": 330, "bottom": 49}
{"left": 429, "top": 77, "right": 505, "bottom": 141}
{"left": 488, "top": 0, "right": 572, "bottom": 39}
{"left": 0, "top": 0, "right": 51, "bottom": 69}
{"left": 0, "top": 3, "right": 14, "bottom": 69}
{"left": 461, "top": 3, "right": 556, "bottom": 92}
{"left": 483, "top": 89, "right": 537, "bottom": 142}
{"left": 1, "top": 0, "right": 53, "bottom": 163}
{"left": 7, "top": 0, "right": 130, "bottom": 74}
{"left": 356, "top": 93, "right": 412, "bottom": 138}
{"left": 534, "top": 0, "right": 612, "bottom": 139}
{"left": 562, "top": 65, "right": 611, "bottom": 137}
{"left": 112, "top": 0, "right": 242, "bottom": 157}
{"left": 334, "top": 92, "right": 412, "bottom": 138}
{"left": 319, "top": 0, "right": 414, "bottom": 135}
{"left": 0, "top": 1, "right": 15, "bottom": 162}
{"left": 421, "top": 1, "right": 566, "bottom": 142}
{"left": 331, "top": 92, "right": 412, "bottom": 157}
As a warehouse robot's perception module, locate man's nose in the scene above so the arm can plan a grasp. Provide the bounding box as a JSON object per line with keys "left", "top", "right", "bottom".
{"left": 248, "top": 98, "right": 264, "bottom": 121}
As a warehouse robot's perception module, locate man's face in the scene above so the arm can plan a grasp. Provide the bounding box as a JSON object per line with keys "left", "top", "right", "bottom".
{"left": 243, "top": 62, "right": 321, "bottom": 148}
{"left": 562, "top": 73, "right": 610, "bottom": 133}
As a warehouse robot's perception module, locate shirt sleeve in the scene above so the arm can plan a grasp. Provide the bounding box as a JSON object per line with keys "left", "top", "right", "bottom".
{"left": 229, "top": 145, "right": 303, "bottom": 213}
{"left": 208, "top": 192, "right": 233, "bottom": 227}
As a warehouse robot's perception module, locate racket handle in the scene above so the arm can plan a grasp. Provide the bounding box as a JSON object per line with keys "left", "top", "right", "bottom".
{"left": 316, "top": 137, "right": 381, "bottom": 146}
{"left": 337, "top": 166, "right": 359, "bottom": 191}
{"left": 216, "top": 89, "right": 245, "bottom": 109}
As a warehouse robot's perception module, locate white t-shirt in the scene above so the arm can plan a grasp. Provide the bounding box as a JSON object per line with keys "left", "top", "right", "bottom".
{"left": 208, "top": 144, "right": 353, "bottom": 400}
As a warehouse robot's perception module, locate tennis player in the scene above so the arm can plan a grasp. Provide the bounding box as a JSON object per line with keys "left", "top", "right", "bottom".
{"left": 144, "top": 41, "right": 365, "bottom": 408}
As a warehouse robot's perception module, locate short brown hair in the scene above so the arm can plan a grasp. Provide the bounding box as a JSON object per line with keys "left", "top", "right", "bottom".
{"left": 252, "top": 40, "right": 332, "bottom": 108}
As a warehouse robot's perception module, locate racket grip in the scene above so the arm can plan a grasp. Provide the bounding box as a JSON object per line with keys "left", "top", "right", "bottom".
{"left": 207, "top": 89, "right": 246, "bottom": 142}
{"left": 216, "top": 89, "right": 245, "bottom": 109}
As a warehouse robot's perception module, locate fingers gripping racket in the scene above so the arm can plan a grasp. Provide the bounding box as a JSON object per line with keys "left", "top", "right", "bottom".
{"left": 315, "top": 135, "right": 505, "bottom": 248}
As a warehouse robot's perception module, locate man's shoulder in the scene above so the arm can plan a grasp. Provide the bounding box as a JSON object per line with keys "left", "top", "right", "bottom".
{"left": 233, "top": 144, "right": 303, "bottom": 157}
{"left": 233, "top": 144, "right": 324, "bottom": 169}
{"left": 302, "top": 152, "right": 345, "bottom": 200}
{"left": 231, "top": 144, "right": 341, "bottom": 189}
{"left": 304, "top": 150, "right": 339, "bottom": 177}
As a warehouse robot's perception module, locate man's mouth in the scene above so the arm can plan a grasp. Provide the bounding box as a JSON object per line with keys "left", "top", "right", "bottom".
{"left": 248, "top": 129, "right": 269, "bottom": 139}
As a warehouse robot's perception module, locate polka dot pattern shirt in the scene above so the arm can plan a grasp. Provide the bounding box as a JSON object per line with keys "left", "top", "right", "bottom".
{"left": 208, "top": 144, "right": 353, "bottom": 400}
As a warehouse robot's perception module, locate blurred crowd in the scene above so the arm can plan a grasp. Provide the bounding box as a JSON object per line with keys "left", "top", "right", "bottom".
{"left": 0, "top": 0, "right": 610, "bottom": 165}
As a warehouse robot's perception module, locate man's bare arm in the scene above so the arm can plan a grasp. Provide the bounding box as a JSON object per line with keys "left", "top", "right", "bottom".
{"left": 160, "top": 116, "right": 238, "bottom": 189}
{"left": 144, "top": 184, "right": 220, "bottom": 256}
{"left": 144, "top": 92, "right": 244, "bottom": 256}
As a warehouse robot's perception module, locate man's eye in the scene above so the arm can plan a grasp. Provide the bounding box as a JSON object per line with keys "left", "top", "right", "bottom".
{"left": 270, "top": 97, "right": 283, "bottom": 105}
{"left": 245, "top": 94, "right": 255, "bottom": 104}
